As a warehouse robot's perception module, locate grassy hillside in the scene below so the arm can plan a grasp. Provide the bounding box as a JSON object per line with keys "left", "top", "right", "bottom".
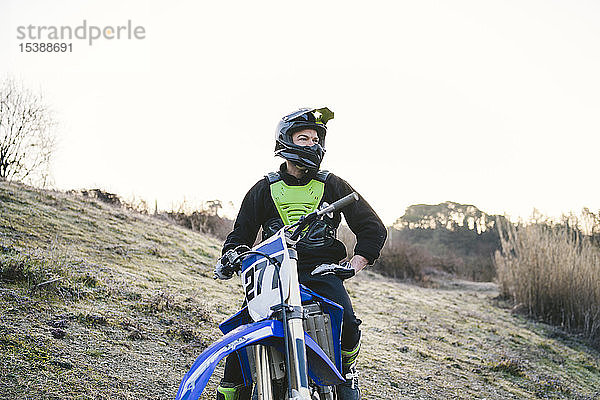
{"left": 1, "top": 181, "right": 599, "bottom": 400}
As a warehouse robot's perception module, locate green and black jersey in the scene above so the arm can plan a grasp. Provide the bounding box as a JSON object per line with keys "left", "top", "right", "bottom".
{"left": 223, "top": 163, "right": 387, "bottom": 270}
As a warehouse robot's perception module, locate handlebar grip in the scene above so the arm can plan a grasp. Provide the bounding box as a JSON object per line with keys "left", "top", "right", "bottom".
{"left": 317, "top": 192, "right": 359, "bottom": 216}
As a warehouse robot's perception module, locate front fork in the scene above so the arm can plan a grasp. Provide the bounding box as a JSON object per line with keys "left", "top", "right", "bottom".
{"left": 282, "top": 247, "right": 311, "bottom": 399}
{"left": 253, "top": 345, "right": 273, "bottom": 400}
{"left": 251, "top": 246, "right": 310, "bottom": 400}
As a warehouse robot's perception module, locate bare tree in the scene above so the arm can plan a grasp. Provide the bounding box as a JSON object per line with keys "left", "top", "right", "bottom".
{"left": 0, "top": 78, "right": 56, "bottom": 186}
{"left": 206, "top": 200, "right": 223, "bottom": 216}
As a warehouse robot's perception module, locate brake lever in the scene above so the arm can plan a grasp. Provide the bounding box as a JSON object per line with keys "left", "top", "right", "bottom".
{"left": 289, "top": 212, "right": 318, "bottom": 242}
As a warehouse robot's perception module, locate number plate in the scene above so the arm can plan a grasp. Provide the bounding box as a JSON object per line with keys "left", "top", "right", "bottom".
{"left": 241, "top": 229, "right": 291, "bottom": 321}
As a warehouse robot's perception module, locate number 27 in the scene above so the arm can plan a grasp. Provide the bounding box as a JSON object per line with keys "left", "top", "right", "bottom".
{"left": 244, "top": 255, "right": 283, "bottom": 301}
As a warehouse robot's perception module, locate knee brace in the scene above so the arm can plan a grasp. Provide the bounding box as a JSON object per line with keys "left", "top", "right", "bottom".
{"left": 216, "top": 381, "right": 252, "bottom": 400}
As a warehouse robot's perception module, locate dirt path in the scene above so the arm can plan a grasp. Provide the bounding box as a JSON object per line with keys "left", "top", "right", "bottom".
{"left": 348, "top": 272, "right": 599, "bottom": 399}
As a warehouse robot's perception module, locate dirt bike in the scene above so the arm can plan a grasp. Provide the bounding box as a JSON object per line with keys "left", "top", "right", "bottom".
{"left": 174, "top": 192, "right": 360, "bottom": 400}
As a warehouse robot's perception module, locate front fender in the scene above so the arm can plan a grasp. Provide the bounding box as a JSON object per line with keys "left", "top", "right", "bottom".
{"left": 175, "top": 320, "right": 345, "bottom": 400}
{"left": 174, "top": 320, "right": 283, "bottom": 400}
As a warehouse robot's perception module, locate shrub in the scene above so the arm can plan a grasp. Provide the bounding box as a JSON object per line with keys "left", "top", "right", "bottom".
{"left": 339, "top": 225, "right": 466, "bottom": 281}
{"left": 374, "top": 240, "right": 432, "bottom": 280}
{"left": 66, "top": 188, "right": 121, "bottom": 206}
{"left": 0, "top": 245, "right": 94, "bottom": 299}
{"left": 495, "top": 217, "right": 600, "bottom": 346}
{"left": 490, "top": 356, "right": 525, "bottom": 377}
{"left": 64, "top": 188, "right": 234, "bottom": 240}
{"left": 0, "top": 248, "right": 64, "bottom": 287}
{"left": 162, "top": 210, "right": 233, "bottom": 240}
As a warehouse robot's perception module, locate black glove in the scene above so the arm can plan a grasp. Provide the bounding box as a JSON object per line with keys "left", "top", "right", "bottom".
{"left": 213, "top": 246, "right": 250, "bottom": 280}
{"left": 311, "top": 261, "right": 356, "bottom": 280}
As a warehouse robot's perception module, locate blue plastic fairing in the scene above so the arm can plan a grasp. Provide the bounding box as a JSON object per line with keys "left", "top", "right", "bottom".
{"left": 304, "top": 332, "right": 345, "bottom": 385}
{"left": 174, "top": 320, "right": 283, "bottom": 400}
{"left": 240, "top": 238, "right": 284, "bottom": 273}
{"left": 211, "top": 285, "right": 345, "bottom": 391}
{"left": 298, "top": 284, "right": 344, "bottom": 372}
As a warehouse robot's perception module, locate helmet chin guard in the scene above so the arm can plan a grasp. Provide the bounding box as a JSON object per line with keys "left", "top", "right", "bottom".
{"left": 275, "top": 107, "right": 334, "bottom": 171}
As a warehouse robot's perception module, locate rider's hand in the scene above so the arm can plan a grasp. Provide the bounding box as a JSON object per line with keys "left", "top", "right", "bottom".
{"left": 311, "top": 261, "right": 356, "bottom": 280}
{"left": 214, "top": 256, "right": 235, "bottom": 280}
{"left": 213, "top": 247, "right": 245, "bottom": 280}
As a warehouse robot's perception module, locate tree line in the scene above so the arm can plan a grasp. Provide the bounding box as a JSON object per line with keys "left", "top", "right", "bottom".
{"left": 371, "top": 201, "right": 505, "bottom": 282}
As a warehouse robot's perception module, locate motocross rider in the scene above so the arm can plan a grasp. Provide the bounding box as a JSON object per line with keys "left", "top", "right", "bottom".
{"left": 214, "top": 107, "right": 387, "bottom": 400}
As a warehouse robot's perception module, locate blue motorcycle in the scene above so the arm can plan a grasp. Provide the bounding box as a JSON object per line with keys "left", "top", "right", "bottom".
{"left": 175, "top": 193, "right": 359, "bottom": 400}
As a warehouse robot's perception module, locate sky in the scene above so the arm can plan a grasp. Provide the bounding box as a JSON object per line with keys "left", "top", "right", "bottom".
{"left": 2, "top": 0, "right": 599, "bottom": 225}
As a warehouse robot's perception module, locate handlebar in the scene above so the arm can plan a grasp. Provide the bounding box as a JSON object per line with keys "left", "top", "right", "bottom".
{"left": 215, "top": 192, "right": 359, "bottom": 276}
{"left": 288, "top": 191, "right": 359, "bottom": 241}
{"left": 316, "top": 192, "right": 359, "bottom": 217}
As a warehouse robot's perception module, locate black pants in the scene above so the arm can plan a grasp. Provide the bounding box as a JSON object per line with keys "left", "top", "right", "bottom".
{"left": 222, "top": 271, "right": 362, "bottom": 384}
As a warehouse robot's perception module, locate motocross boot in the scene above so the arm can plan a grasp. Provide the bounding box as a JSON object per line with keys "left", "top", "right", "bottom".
{"left": 336, "top": 339, "right": 361, "bottom": 400}
{"left": 216, "top": 381, "right": 252, "bottom": 400}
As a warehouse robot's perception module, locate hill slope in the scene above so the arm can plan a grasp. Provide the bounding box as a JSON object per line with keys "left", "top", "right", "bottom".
{"left": 1, "top": 181, "right": 599, "bottom": 400}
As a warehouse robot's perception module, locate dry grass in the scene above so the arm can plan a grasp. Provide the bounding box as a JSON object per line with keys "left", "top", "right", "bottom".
{"left": 348, "top": 273, "right": 600, "bottom": 399}
{"left": 495, "top": 217, "right": 600, "bottom": 346}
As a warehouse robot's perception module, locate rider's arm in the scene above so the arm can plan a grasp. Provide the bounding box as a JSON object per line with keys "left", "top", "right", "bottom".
{"left": 222, "top": 179, "right": 269, "bottom": 255}
{"left": 328, "top": 174, "right": 387, "bottom": 267}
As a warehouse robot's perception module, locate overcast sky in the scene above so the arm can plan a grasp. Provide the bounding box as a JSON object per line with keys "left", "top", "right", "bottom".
{"left": 2, "top": 0, "right": 599, "bottom": 224}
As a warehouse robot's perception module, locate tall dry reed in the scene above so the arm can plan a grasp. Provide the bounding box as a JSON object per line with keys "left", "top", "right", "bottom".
{"left": 495, "top": 218, "right": 600, "bottom": 345}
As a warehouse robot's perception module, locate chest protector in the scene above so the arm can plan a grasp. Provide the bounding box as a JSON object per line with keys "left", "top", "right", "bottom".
{"left": 263, "top": 170, "right": 337, "bottom": 249}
